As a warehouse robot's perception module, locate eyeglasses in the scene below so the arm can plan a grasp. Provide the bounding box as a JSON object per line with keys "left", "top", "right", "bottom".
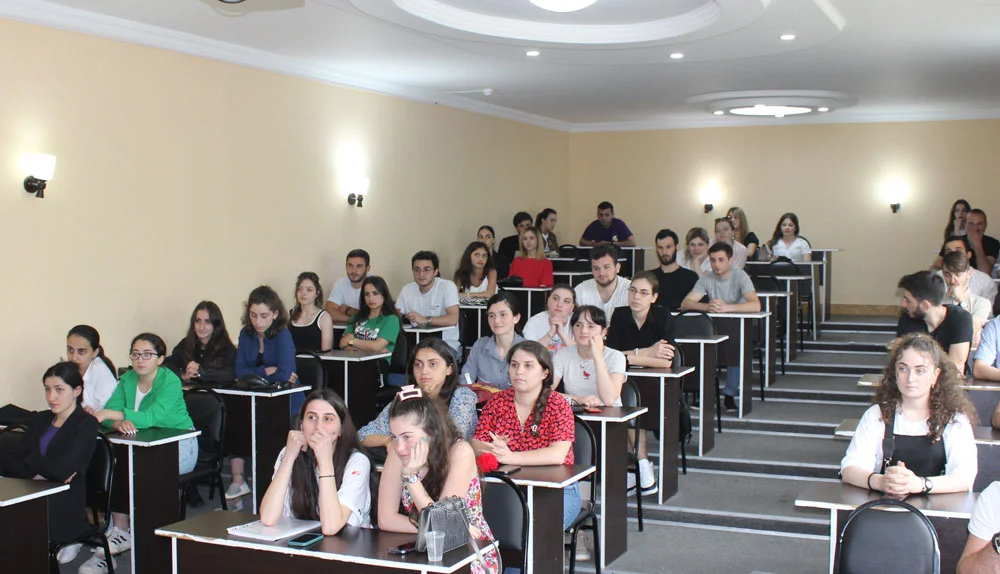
{"left": 129, "top": 351, "right": 159, "bottom": 361}
{"left": 627, "top": 287, "right": 653, "bottom": 297}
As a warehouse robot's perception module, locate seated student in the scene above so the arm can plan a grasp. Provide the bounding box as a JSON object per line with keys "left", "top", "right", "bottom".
{"left": 260, "top": 389, "right": 371, "bottom": 533}
{"left": 166, "top": 301, "right": 237, "bottom": 385}
{"left": 0, "top": 362, "right": 99, "bottom": 566}
{"left": 339, "top": 276, "right": 401, "bottom": 369}
{"left": 509, "top": 227, "right": 555, "bottom": 288}
{"left": 841, "top": 333, "right": 977, "bottom": 497}
{"left": 396, "top": 251, "right": 462, "bottom": 356}
{"left": 477, "top": 225, "right": 509, "bottom": 279}
{"left": 941, "top": 251, "right": 993, "bottom": 348}
{"left": 575, "top": 244, "right": 632, "bottom": 319}
{"left": 325, "top": 249, "right": 371, "bottom": 322}
{"left": 454, "top": 241, "right": 498, "bottom": 299}
{"left": 580, "top": 201, "right": 636, "bottom": 247}
{"left": 499, "top": 212, "right": 533, "bottom": 264}
{"left": 289, "top": 272, "right": 334, "bottom": 353}
{"left": 536, "top": 208, "right": 560, "bottom": 255}
{"left": 975, "top": 316, "right": 1000, "bottom": 383}
{"left": 938, "top": 236, "right": 999, "bottom": 302}
{"left": 358, "top": 338, "right": 478, "bottom": 448}
{"left": 463, "top": 291, "right": 524, "bottom": 391}
{"left": 651, "top": 229, "right": 699, "bottom": 311}
{"left": 966, "top": 209, "right": 999, "bottom": 275}
{"left": 89, "top": 333, "right": 198, "bottom": 573}
{"left": 472, "top": 341, "right": 582, "bottom": 557}
{"left": 957, "top": 480, "right": 1000, "bottom": 573}
{"left": 522, "top": 284, "right": 576, "bottom": 355}
{"left": 767, "top": 212, "right": 812, "bottom": 262}
{"left": 946, "top": 199, "right": 972, "bottom": 241}
{"left": 896, "top": 270, "right": 973, "bottom": 372}
{"left": 236, "top": 285, "right": 298, "bottom": 383}
{"left": 705, "top": 216, "right": 748, "bottom": 271}
{"left": 378, "top": 389, "right": 500, "bottom": 574}
{"left": 65, "top": 325, "right": 118, "bottom": 414}
{"left": 727, "top": 207, "right": 760, "bottom": 260}
{"left": 677, "top": 227, "right": 711, "bottom": 277}
{"left": 681, "top": 242, "right": 761, "bottom": 412}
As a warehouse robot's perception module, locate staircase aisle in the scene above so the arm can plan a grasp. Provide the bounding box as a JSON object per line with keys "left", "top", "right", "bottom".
{"left": 582, "top": 315, "right": 896, "bottom": 574}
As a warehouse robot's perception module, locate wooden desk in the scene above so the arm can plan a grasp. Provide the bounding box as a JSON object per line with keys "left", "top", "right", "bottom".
{"left": 487, "top": 464, "right": 595, "bottom": 574}
{"left": 812, "top": 249, "right": 840, "bottom": 323}
{"left": 403, "top": 324, "right": 450, "bottom": 348}
{"left": 107, "top": 427, "right": 202, "bottom": 574}
{"left": 795, "top": 481, "right": 977, "bottom": 574}
{"left": 748, "top": 260, "right": 823, "bottom": 341}
{"left": 156, "top": 510, "right": 495, "bottom": 573}
{"left": 314, "top": 350, "right": 390, "bottom": 428}
{"left": 625, "top": 365, "right": 696, "bottom": 503}
{"left": 212, "top": 385, "right": 311, "bottom": 515}
{"left": 703, "top": 312, "right": 769, "bottom": 418}
{"left": 0, "top": 478, "right": 69, "bottom": 572}
{"left": 858, "top": 376, "right": 1000, "bottom": 427}
{"left": 674, "top": 335, "right": 729, "bottom": 455}
{"left": 576, "top": 406, "right": 648, "bottom": 568}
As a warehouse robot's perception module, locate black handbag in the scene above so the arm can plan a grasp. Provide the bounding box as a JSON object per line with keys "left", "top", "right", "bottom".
{"left": 415, "top": 496, "right": 495, "bottom": 568}
{"left": 497, "top": 276, "right": 524, "bottom": 288}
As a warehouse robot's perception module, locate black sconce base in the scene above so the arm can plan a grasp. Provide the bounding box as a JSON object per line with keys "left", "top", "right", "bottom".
{"left": 348, "top": 193, "right": 364, "bottom": 208}
{"left": 24, "top": 176, "right": 46, "bottom": 199}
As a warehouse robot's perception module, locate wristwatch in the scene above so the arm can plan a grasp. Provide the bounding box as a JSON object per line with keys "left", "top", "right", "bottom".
{"left": 402, "top": 472, "right": 420, "bottom": 485}
{"left": 922, "top": 476, "right": 934, "bottom": 494}
{"left": 992, "top": 531, "right": 1000, "bottom": 555}
{"left": 348, "top": 337, "right": 355, "bottom": 347}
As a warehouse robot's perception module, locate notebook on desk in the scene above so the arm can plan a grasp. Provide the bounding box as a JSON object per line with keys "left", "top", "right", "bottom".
{"left": 227, "top": 517, "right": 321, "bottom": 541}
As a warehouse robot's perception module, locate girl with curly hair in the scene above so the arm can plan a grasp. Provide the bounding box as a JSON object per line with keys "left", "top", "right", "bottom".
{"left": 841, "top": 332, "right": 978, "bottom": 496}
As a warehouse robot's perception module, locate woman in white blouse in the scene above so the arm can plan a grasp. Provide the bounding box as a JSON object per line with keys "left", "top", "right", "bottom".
{"left": 841, "top": 333, "right": 978, "bottom": 496}
{"left": 767, "top": 212, "right": 812, "bottom": 262}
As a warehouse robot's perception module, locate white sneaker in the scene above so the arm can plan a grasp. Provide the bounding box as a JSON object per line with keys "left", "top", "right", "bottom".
{"left": 94, "top": 526, "right": 131, "bottom": 557}
{"left": 57, "top": 543, "right": 82, "bottom": 564}
{"left": 225, "top": 481, "right": 250, "bottom": 500}
{"left": 626, "top": 471, "right": 637, "bottom": 493}
{"left": 574, "top": 531, "right": 592, "bottom": 562}
{"left": 639, "top": 459, "right": 658, "bottom": 496}
{"left": 78, "top": 553, "right": 117, "bottom": 574}
{"left": 230, "top": 496, "right": 244, "bottom": 511}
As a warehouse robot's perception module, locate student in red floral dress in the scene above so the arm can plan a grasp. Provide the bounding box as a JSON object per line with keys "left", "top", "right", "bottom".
{"left": 377, "top": 388, "right": 500, "bottom": 574}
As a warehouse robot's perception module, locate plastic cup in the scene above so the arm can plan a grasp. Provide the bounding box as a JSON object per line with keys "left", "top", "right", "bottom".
{"left": 426, "top": 530, "right": 445, "bottom": 562}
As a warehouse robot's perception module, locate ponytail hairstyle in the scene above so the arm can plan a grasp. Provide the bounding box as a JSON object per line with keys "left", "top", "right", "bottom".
{"left": 388, "top": 393, "right": 459, "bottom": 504}
{"left": 505, "top": 340, "right": 555, "bottom": 437}
{"left": 67, "top": 325, "right": 117, "bottom": 379}
{"left": 535, "top": 208, "right": 557, "bottom": 231}
{"left": 289, "top": 389, "right": 361, "bottom": 520}
{"left": 290, "top": 272, "right": 324, "bottom": 322}
{"left": 42, "top": 361, "right": 86, "bottom": 405}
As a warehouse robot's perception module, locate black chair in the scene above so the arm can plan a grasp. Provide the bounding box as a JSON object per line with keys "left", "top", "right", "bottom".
{"left": 0, "top": 423, "right": 26, "bottom": 456}
{"left": 295, "top": 351, "right": 326, "bottom": 391}
{"left": 837, "top": 497, "right": 940, "bottom": 574}
{"left": 673, "top": 311, "right": 723, "bottom": 433}
{"left": 179, "top": 389, "right": 227, "bottom": 519}
{"left": 558, "top": 244, "right": 581, "bottom": 259}
{"left": 750, "top": 274, "right": 787, "bottom": 377}
{"left": 375, "top": 328, "right": 409, "bottom": 411}
{"left": 49, "top": 434, "right": 115, "bottom": 574}
{"left": 767, "top": 259, "right": 808, "bottom": 351}
{"left": 566, "top": 418, "right": 601, "bottom": 574}
{"left": 482, "top": 474, "right": 529, "bottom": 573}
{"left": 619, "top": 379, "right": 644, "bottom": 531}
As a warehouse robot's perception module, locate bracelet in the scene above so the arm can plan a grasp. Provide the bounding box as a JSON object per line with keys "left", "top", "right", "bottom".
{"left": 318, "top": 475, "right": 336, "bottom": 479}
{"left": 866, "top": 472, "right": 879, "bottom": 492}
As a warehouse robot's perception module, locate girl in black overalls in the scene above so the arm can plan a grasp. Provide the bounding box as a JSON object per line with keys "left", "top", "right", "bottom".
{"left": 841, "top": 332, "right": 979, "bottom": 496}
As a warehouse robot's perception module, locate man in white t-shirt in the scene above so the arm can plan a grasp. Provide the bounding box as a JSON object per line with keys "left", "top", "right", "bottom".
{"left": 575, "top": 244, "right": 631, "bottom": 319}
{"left": 957, "top": 481, "right": 1000, "bottom": 573}
{"left": 325, "top": 249, "right": 370, "bottom": 322}
{"left": 395, "top": 251, "right": 461, "bottom": 355}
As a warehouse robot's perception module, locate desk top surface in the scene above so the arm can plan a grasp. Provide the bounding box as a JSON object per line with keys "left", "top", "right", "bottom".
{"left": 492, "top": 464, "right": 595, "bottom": 488}
{"left": 673, "top": 311, "right": 769, "bottom": 320}
{"left": 795, "top": 482, "right": 977, "bottom": 518}
{"left": 404, "top": 324, "right": 450, "bottom": 333}
{"left": 155, "top": 511, "right": 494, "bottom": 573}
{"left": 626, "top": 365, "right": 696, "bottom": 378}
{"left": 313, "top": 350, "right": 391, "bottom": 363}
{"left": 105, "top": 427, "right": 201, "bottom": 447}
{"left": 576, "top": 406, "right": 648, "bottom": 423}
{"left": 773, "top": 275, "right": 814, "bottom": 281}
{"left": 0, "top": 477, "right": 69, "bottom": 507}
{"left": 501, "top": 287, "right": 551, "bottom": 292}
{"left": 674, "top": 334, "right": 730, "bottom": 345}
{"left": 209, "top": 384, "right": 313, "bottom": 398}
{"left": 746, "top": 260, "right": 825, "bottom": 266}
{"left": 757, "top": 291, "right": 792, "bottom": 298}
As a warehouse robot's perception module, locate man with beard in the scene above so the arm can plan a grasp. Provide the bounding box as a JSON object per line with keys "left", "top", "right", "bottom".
{"left": 650, "top": 229, "right": 699, "bottom": 311}
{"left": 896, "top": 270, "right": 972, "bottom": 372}
{"left": 575, "top": 244, "right": 631, "bottom": 318}
{"left": 325, "top": 249, "right": 371, "bottom": 321}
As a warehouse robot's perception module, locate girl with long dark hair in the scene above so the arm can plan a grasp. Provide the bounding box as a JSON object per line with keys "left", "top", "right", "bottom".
{"left": 166, "top": 301, "right": 236, "bottom": 384}
{"left": 454, "top": 241, "right": 497, "bottom": 298}
{"left": 65, "top": 325, "right": 118, "bottom": 414}
{"left": 340, "top": 276, "right": 402, "bottom": 365}
{"left": 289, "top": 272, "right": 334, "bottom": 353}
{"left": 767, "top": 212, "right": 812, "bottom": 262}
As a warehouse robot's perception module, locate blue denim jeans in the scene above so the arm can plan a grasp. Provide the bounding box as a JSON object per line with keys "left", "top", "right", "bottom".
{"left": 563, "top": 482, "right": 581, "bottom": 530}
{"left": 178, "top": 435, "right": 199, "bottom": 475}
{"left": 723, "top": 367, "right": 741, "bottom": 398}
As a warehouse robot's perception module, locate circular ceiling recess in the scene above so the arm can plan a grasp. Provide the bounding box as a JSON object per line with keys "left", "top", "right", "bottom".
{"left": 686, "top": 90, "right": 858, "bottom": 118}
{"left": 388, "top": 0, "right": 722, "bottom": 44}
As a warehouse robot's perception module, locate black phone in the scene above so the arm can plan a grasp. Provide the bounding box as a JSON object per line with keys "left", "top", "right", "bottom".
{"left": 287, "top": 532, "right": 324, "bottom": 547}
{"left": 388, "top": 541, "right": 417, "bottom": 556}
{"left": 496, "top": 465, "right": 522, "bottom": 476}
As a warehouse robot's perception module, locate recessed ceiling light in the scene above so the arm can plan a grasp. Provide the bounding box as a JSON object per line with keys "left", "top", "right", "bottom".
{"left": 817, "top": 107, "right": 830, "bottom": 112}
{"left": 670, "top": 53, "right": 684, "bottom": 60}
{"left": 529, "top": 0, "right": 598, "bottom": 13}
{"left": 780, "top": 34, "right": 796, "bottom": 41}
{"left": 713, "top": 110, "right": 724, "bottom": 115}
{"left": 217, "top": 0, "right": 246, "bottom": 3}
{"left": 730, "top": 105, "right": 812, "bottom": 117}
{"left": 526, "top": 50, "right": 541, "bottom": 57}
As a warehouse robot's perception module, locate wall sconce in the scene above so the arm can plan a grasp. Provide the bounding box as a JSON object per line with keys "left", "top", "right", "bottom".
{"left": 890, "top": 203, "right": 901, "bottom": 214}
{"left": 23, "top": 154, "right": 57, "bottom": 199}
{"left": 704, "top": 204, "right": 714, "bottom": 214}
{"left": 346, "top": 176, "right": 370, "bottom": 208}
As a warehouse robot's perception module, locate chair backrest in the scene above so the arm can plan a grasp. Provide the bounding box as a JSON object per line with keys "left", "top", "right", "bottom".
{"left": 0, "top": 424, "right": 26, "bottom": 457}
{"left": 837, "top": 498, "right": 940, "bottom": 574}
{"left": 620, "top": 379, "right": 641, "bottom": 431}
{"left": 295, "top": 352, "right": 326, "bottom": 391}
{"left": 767, "top": 259, "right": 799, "bottom": 279}
{"left": 183, "top": 390, "right": 226, "bottom": 471}
{"left": 482, "top": 474, "right": 530, "bottom": 560}
{"left": 572, "top": 417, "right": 598, "bottom": 502}
{"left": 751, "top": 274, "right": 782, "bottom": 293}
{"left": 87, "top": 434, "right": 115, "bottom": 531}
{"left": 389, "top": 326, "right": 409, "bottom": 375}
{"left": 673, "top": 311, "right": 716, "bottom": 338}
{"left": 558, "top": 244, "right": 580, "bottom": 258}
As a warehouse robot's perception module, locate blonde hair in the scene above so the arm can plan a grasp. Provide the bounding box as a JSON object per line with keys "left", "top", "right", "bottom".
{"left": 727, "top": 207, "right": 750, "bottom": 244}
{"left": 520, "top": 227, "right": 545, "bottom": 261}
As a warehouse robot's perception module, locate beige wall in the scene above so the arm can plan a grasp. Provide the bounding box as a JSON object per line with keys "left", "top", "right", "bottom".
{"left": 0, "top": 19, "right": 568, "bottom": 408}
{"left": 567, "top": 121, "right": 1000, "bottom": 307}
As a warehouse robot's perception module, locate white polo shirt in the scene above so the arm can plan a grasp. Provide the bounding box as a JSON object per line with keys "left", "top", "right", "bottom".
{"left": 574, "top": 276, "right": 631, "bottom": 319}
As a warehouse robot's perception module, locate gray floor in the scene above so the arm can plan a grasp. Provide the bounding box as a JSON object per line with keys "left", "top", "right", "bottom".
{"left": 689, "top": 432, "right": 846, "bottom": 467}
{"left": 789, "top": 351, "right": 887, "bottom": 367}
{"left": 769, "top": 374, "right": 873, "bottom": 393}
{"left": 724, "top": 401, "right": 868, "bottom": 426}
{"left": 653, "top": 470, "right": 829, "bottom": 522}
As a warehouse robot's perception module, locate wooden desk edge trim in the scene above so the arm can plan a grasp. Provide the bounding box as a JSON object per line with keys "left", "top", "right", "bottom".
{"left": 0, "top": 483, "right": 70, "bottom": 507}
{"left": 674, "top": 335, "right": 730, "bottom": 344}
{"left": 577, "top": 407, "right": 649, "bottom": 423}
{"left": 514, "top": 466, "right": 597, "bottom": 488}
{"left": 107, "top": 429, "right": 202, "bottom": 446}
{"left": 626, "top": 366, "right": 696, "bottom": 378}
{"left": 212, "top": 386, "right": 313, "bottom": 398}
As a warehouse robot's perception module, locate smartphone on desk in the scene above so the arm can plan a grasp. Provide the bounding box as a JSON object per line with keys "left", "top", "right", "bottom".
{"left": 287, "top": 532, "right": 324, "bottom": 547}
{"left": 389, "top": 541, "right": 417, "bottom": 556}
{"left": 496, "top": 465, "right": 522, "bottom": 476}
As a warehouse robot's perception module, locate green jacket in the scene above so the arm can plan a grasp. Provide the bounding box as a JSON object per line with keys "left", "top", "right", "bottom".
{"left": 102, "top": 367, "right": 193, "bottom": 430}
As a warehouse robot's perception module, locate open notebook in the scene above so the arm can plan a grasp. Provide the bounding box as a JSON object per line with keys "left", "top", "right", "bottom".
{"left": 227, "top": 517, "right": 322, "bottom": 541}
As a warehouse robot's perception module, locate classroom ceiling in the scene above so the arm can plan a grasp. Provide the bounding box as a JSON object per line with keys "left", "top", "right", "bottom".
{"left": 5, "top": 0, "right": 1000, "bottom": 131}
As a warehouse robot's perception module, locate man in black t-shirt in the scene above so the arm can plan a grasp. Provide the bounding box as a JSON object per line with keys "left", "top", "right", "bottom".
{"left": 896, "top": 270, "right": 973, "bottom": 371}
{"left": 966, "top": 209, "right": 999, "bottom": 275}
{"left": 498, "top": 211, "right": 532, "bottom": 263}
{"left": 649, "top": 229, "right": 699, "bottom": 311}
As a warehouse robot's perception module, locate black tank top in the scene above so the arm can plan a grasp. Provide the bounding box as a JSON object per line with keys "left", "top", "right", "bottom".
{"left": 882, "top": 411, "right": 947, "bottom": 478}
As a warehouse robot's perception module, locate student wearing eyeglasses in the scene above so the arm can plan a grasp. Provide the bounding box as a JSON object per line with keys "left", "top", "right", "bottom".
{"left": 87, "top": 333, "right": 197, "bottom": 573}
